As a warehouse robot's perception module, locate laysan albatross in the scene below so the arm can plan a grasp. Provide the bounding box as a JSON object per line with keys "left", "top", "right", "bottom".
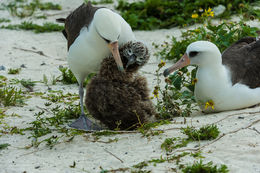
{"left": 164, "top": 37, "right": 260, "bottom": 113}
{"left": 57, "top": 2, "right": 136, "bottom": 130}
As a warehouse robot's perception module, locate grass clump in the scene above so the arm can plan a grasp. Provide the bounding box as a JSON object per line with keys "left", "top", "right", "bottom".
{"left": 0, "top": 75, "right": 8, "bottom": 87}
{"left": 161, "top": 137, "right": 189, "bottom": 152}
{"left": 8, "top": 68, "right": 21, "bottom": 74}
{"left": 0, "top": 18, "right": 10, "bottom": 23}
{"left": 87, "top": 0, "right": 113, "bottom": 5}
{"left": 2, "top": 0, "right": 61, "bottom": 18}
{"left": 40, "top": 90, "right": 79, "bottom": 104}
{"left": 137, "top": 120, "right": 170, "bottom": 137}
{"left": 1, "top": 21, "right": 64, "bottom": 33}
{"left": 0, "top": 86, "right": 24, "bottom": 107}
{"left": 20, "top": 79, "right": 36, "bottom": 91}
{"left": 182, "top": 160, "right": 229, "bottom": 173}
{"left": 58, "top": 67, "right": 78, "bottom": 84}
{"left": 0, "top": 143, "right": 10, "bottom": 150}
{"left": 181, "top": 125, "right": 220, "bottom": 141}
{"left": 93, "top": 130, "right": 119, "bottom": 137}
{"left": 58, "top": 66, "right": 95, "bottom": 86}
{"left": 23, "top": 104, "right": 83, "bottom": 147}
{"left": 116, "top": 0, "right": 259, "bottom": 30}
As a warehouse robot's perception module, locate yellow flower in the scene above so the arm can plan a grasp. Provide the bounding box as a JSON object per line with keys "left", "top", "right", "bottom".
{"left": 152, "top": 86, "right": 159, "bottom": 98}
{"left": 202, "top": 8, "right": 214, "bottom": 17}
{"left": 194, "top": 28, "right": 200, "bottom": 32}
{"left": 191, "top": 13, "right": 199, "bottom": 19}
{"left": 158, "top": 60, "right": 166, "bottom": 68}
{"left": 205, "top": 100, "right": 215, "bottom": 110}
{"left": 192, "top": 78, "right": 198, "bottom": 85}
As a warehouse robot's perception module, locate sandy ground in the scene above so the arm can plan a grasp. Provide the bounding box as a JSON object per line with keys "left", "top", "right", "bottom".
{"left": 1, "top": 0, "right": 260, "bottom": 173}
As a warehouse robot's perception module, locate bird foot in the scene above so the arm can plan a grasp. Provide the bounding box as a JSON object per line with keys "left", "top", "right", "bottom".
{"left": 69, "top": 114, "right": 101, "bottom": 131}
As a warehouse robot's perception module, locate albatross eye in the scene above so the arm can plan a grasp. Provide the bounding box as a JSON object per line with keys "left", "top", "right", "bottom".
{"left": 189, "top": 51, "right": 199, "bottom": 57}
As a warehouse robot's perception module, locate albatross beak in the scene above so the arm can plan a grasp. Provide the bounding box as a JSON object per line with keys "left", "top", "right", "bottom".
{"left": 163, "top": 53, "right": 190, "bottom": 77}
{"left": 108, "top": 41, "right": 124, "bottom": 72}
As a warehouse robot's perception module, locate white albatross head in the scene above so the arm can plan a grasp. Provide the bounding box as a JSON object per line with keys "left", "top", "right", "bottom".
{"left": 164, "top": 41, "right": 222, "bottom": 77}
{"left": 93, "top": 8, "right": 124, "bottom": 71}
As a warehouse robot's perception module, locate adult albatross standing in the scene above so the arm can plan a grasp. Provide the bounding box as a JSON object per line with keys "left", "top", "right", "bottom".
{"left": 163, "top": 37, "right": 260, "bottom": 113}
{"left": 57, "top": 2, "right": 136, "bottom": 130}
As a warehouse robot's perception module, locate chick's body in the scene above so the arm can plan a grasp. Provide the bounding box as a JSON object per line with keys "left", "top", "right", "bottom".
{"left": 85, "top": 42, "right": 156, "bottom": 130}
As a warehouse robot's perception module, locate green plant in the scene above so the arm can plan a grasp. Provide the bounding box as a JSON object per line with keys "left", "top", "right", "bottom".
{"left": 1, "top": 21, "right": 64, "bottom": 33}
{"left": 40, "top": 90, "right": 79, "bottom": 104}
{"left": 22, "top": 104, "right": 83, "bottom": 147}
{"left": 58, "top": 67, "right": 78, "bottom": 84}
{"left": 58, "top": 66, "right": 95, "bottom": 86}
{"left": 182, "top": 160, "right": 229, "bottom": 173}
{"left": 161, "top": 137, "right": 189, "bottom": 152}
{"left": 1, "top": 0, "right": 61, "bottom": 18}
{"left": 116, "top": 0, "right": 259, "bottom": 30}
{"left": 0, "top": 75, "right": 8, "bottom": 87}
{"left": 0, "top": 86, "right": 24, "bottom": 106}
{"left": 181, "top": 125, "right": 220, "bottom": 141}
{"left": 137, "top": 120, "right": 170, "bottom": 137}
{"left": 153, "top": 61, "right": 197, "bottom": 119}
{"left": 8, "top": 68, "right": 21, "bottom": 74}
{"left": 20, "top": 79, "right": 36, "bottom": 91}
{"left": 0, "top": 143, "right": 10, "bottom": 150}
{"left": 86, "top": 0, "right": 113, "bottom": 5}
{"left": 0, "top": 18, "right": 10, "bottom": 23}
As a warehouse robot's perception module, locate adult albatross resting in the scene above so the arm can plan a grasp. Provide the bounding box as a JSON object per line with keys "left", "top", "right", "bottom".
{"left": 57, "top": 2, "right": 136, "bottom": 130}
{"left": 163, "top": 37, "right": 260, "bottom": 113}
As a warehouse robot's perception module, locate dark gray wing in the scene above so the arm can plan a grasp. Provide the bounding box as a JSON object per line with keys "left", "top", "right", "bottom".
{"left": 222, "top": 37, "right": 260, "bottom": 88}
{"left": 57, "top": 2, "right": 101, "bottom": 50}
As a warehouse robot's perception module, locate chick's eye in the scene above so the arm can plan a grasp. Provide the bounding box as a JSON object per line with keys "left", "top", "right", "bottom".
{"left": 189, "top": 51, "right": 199, "bottom": 57}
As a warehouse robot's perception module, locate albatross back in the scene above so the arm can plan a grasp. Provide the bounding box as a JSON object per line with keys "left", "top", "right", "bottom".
{"left": 222, "top": 37, "right": 260, "bottom": 88}
{"left": 58, "top": 2, "right": 102, "bottom": 49}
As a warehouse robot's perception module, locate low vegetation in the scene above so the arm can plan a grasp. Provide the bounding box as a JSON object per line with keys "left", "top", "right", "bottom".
{"left": 0, "top": 86, "right": 24, "bottom": 107}
{"left": 1, "top": 21, "right": 64, "bottom": 33}
{"left": 116, "top": 0, "right": 260, "bottom": 30}
{"left": 182, "top": 160, "right": 229, "bottom": 173}
{"left": 8, "top": 68, "right": 21, "bottom": 74}
{"left": 181, "top": 124, "right": 220, "bottom": 141}
{"left": 1, "top": 0, "right": 61, "bottom": 18}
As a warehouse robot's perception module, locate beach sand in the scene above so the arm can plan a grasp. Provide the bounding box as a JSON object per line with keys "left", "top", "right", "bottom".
{"left": 1, "top": 0, "right": 260, "bottom": 172}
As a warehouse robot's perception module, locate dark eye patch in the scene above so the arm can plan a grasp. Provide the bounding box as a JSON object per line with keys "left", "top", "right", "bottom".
{"left": 189, "top": 51, "right": 199, "bottom": 57}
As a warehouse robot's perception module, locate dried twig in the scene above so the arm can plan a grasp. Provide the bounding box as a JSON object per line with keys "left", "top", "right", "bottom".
{"left": 213, "top": 110, "right": 260, "bottom": 124}
{"left": 249, "top": 127, "right": 260, "bottom": 135}
{"left": 104, "top": 149, "right": 124, "bottom": 163}
{"left": 13, "top": 47, "right": 50, "bottom": 57}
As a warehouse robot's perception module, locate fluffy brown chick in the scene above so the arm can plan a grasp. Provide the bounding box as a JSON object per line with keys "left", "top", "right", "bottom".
{"left": 85, "top": 41, "right": 156, "bottom": 130}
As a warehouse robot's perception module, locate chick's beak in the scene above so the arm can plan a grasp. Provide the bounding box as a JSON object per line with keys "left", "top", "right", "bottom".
{"left": 163, "top": 53, "right": 190, "bottom": 77}
{"left": 108, "top": 41, "right": 124, "bottom": 72}
{"left": 126, "top": 54, "right": 136, "bottom": 69}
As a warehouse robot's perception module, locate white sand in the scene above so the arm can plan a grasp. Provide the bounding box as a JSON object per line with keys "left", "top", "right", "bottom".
{"left": 1, "top": 0, "right": 260, "bottom": 173}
